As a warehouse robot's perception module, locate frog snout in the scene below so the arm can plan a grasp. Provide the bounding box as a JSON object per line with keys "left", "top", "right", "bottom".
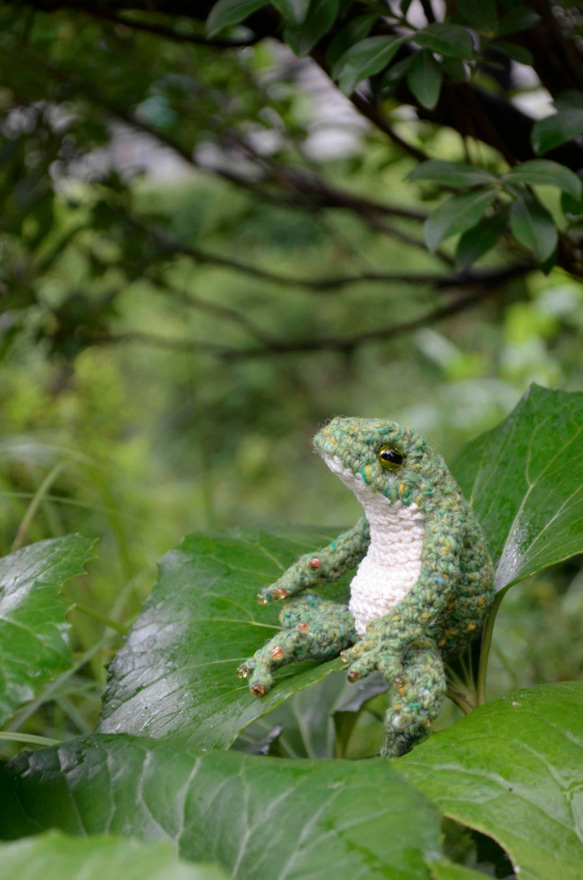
{"left": 314, "top": 416, "right": 355, "bottom": 456}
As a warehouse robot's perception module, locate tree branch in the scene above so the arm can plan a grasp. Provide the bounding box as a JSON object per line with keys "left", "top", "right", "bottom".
{"left": 101, "top": 91, "right": 431, "bottom": 229}
{"left": 225, "top": 132, "right": 447, "bottom": 260}
{"left": 86, "top": 9, "right": 261, "bottom": 48}
{"left": 17, "top": 0, "right": 583, "bottom": 164}
{"left": 348, "top": 92, "right": 430, "bottom": 165}
{"left": 94, "top": 262, "right": 530, "bottom": 359}
{"left": 130, "top": 215, "right": 531, "bottom": 292}
{"left": 14, "top": 29, "right": 432, "bottom": 238}
{"left": 419, "top": 0, "right": 436, "bottom": 24}
{"left": 146, "top": 275, "right": 279, "bottom": 345}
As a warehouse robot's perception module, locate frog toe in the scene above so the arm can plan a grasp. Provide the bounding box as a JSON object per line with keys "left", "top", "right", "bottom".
{"left": 256, "top": 584, "right": 289, "bottom": 604}
{"left": 236, "top": 654, "right": 257, "bottom": 680}
{"left": 248, "top": 666, "right": 274, "bottom": 697}
{"left": 343, "top": 652, "right": 379, "bottom": 682}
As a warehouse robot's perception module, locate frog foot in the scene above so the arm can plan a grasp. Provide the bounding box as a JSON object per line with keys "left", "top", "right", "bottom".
{"left": 238, "top": 596, "right": 356, "bottom": 697}
{"left": 256, "top": 551, "right": 330, "bottom": 605}
{"left": 380, "top": 644, "right": 446, "bottom": 758}
{"left": 339, "top": 636, "right": 403, "bottom": 684}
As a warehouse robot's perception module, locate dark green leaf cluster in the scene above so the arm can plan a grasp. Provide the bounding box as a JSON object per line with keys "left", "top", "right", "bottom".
{"left": 410, "top": 158, "right": 582, "bottom": 264}
{"left": 204, "top": 0, "right": 583, "bottom": 274}
{"left": 1, "top": 1, "right": 583, "bottom": 363}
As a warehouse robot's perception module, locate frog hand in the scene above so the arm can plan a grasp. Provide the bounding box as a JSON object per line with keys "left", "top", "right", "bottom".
{"left": 256, "top": 574, "right": 295, "bottom": 605}
{"left": 256, "top": 553, "right": 325, "bottom": 605}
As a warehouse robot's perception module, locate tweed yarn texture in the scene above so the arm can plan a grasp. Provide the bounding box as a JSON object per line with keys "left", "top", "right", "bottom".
{"left": 238, "top": 417, "right": 494, "bottom": 757}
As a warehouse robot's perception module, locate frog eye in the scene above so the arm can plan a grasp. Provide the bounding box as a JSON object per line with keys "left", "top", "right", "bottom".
{"left": 378, "top": 445, "right": 405, "bottom": 470}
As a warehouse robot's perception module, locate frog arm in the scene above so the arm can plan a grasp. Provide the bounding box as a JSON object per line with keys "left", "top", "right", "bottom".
{"left": 257, "top": 517, "right": 370, "bottom": 604}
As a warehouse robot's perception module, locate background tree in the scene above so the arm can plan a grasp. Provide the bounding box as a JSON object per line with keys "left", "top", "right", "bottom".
{"left": 2, "top": 0, "right": 582, "bottom": 363}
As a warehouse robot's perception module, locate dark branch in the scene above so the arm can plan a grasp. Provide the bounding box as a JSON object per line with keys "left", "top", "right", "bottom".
{"left": 80, "top": 240, "right": 281, "bottom": 343}
{"left": 419, "top": 0, "right": 436, "bottom": 24}
{"left": 101, "top": 93, "right": 430, "bottom": 229}
{"left": 424, "top": 82, "right": 583, "bottom": 169}
{"left": 86, "top": 9, "right": 261, "bottom": 48}
{"left": 225, "top": 133, "right": 445, "bottom": 259}
{"left": 96, "top": 262, "right": 531, "bottom": 359}
{"left": 133, "top": 216, "right": 531, "bottom": 293}
{"left": 146, "top": 276, "right": 279, "bottom": 345}
{"left": 348, "top": 93, "right": 430, "bottom": 165}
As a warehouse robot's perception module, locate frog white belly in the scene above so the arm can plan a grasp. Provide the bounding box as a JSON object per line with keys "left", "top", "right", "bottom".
{"left": 349, "top": 500, "right": 425, "bottom": 636}
{"left": 322, "top": 454, "right": 425, "bottom": 637}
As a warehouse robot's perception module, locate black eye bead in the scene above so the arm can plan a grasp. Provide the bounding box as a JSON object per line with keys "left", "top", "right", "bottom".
{"left": 378, "top": 445, "right": 405, "bottom": 470}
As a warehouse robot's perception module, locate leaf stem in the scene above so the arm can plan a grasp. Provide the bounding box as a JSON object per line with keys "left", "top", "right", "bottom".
{"left": 71, "top": 602, "right": 129, "bottom": 635}
{"left": 445, "top": 684, "right": 475, "bottom": 715}
{"left": 476, "top": 588, "right": 507, "bottom": 706}
{"left": 7, "top": 633, "right": 117, "bottom": 732}
{"left": 0, "top": 731, "right": 61, "bottom": 747}
{"left": 11, "top": 460, "right": 72, "bottom": 551}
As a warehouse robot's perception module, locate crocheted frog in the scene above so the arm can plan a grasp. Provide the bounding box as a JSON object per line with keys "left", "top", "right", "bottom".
{"left": 237, "top": 418, "right": 494, "bottom": 757}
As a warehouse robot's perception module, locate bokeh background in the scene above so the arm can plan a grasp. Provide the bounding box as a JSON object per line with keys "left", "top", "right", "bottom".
{"left": 2, "top": 1, "right": 583, "bottom": 749}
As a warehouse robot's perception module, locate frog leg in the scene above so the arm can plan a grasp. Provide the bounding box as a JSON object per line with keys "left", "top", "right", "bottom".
{"left": 257, "top": 518, "right": 369, "bottom": 605}
{"left": 380, "top": 643, "right": 446, "bottom": 759}
{"left": 237, "top": 596, "right": 357, "bottom": 697}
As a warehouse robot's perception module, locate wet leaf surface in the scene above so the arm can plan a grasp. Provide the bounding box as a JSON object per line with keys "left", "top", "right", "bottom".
{"left": 453, "top": 384, "right": 583, "bottom": 589}
{"left": 0, "top": 535, "right": 94, "bottom": 725}
{"left": 0, "top": 831, "right": 228, "bottom": 880}
{"left": 400, "top": 682, "right": 583, "bottom": 880}
{"left": 99, "top": 528, "right": 350, "bottom": 748}
{"left": 0, "top": 733, "right": 442, "bottom": 880}
{"left": 428, "top": 863, "right": 489, "bottom": 880}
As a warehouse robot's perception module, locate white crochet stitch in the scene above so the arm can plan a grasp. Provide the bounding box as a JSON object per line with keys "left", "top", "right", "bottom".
{"left": 323, "top": 454, "right": 425, "bottom": 636}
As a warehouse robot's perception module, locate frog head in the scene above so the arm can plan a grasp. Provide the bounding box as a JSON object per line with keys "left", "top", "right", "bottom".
{"left": 313, "top": 416, "right": 449, "bottom": 507}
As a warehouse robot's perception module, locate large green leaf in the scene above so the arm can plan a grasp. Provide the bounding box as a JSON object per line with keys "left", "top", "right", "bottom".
{"left": 406, "top": 51, "right": 443, "bottom": 110}
{"left": 1, "top": 832, "right": 228, "bottom": 880}
{"left": 206, "top": 0, "right": 267, "bottom": 36}
{"left": 284, "top": 0, "right": 340, "bottom": 55}
{"left": 428, "top": 864, "right": 487, "bottom": 880}
{"left": 455, "top": 207, "right": 509, "bottom": 269}
{"left": 413, "top": 24, "right": 474, "bottom": 59}
{"left": 453, "top": 384, "right": 583, "bottom": 589}
{"left": 333, "top": 35, "right": 407, "bottom": 95}
{"left": 400, "top": 683, "right": 583, "bottom": 880}
{"left": 503, "top": 159, "right": 582, "bottom": 200}
{"left": 510, "top": 192, "right": 558, "bottom": 262}
{"left": 409, "top": 160, "right": 499, "bottom": 188}
{"left": 99, "top": 528, "right": 349, "bottom": 748}
{"left": 272, "top": 0, "right": 310, "bottom": 24}
{"left": 531, "top": 91, "right": 583, "bottom": 156}
{"left": 424, "top": 189, "right": 497, "bottom": 251}
{"left": 0, "top": 535, "right": 94, "bottom": 726}
{"left": 0, "top": 734, "right": 443, "bottom": 880}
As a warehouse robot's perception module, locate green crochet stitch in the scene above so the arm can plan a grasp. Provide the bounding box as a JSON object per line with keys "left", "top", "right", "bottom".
{"left": 237, "top": 418, "right": 494, "bottom": 758}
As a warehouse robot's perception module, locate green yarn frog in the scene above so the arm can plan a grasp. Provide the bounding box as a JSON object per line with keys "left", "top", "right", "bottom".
{"left": 237, "top": 418, "right": 494, "bottom": 757}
